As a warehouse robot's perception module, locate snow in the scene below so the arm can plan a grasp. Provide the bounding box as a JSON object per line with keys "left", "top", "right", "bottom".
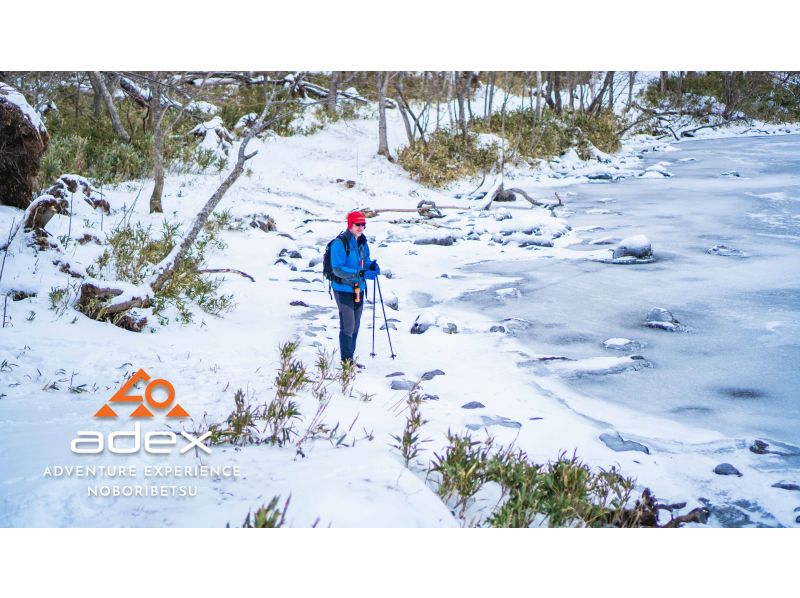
{"left": 0, "top": 82, "right": 47, "bottom": 135}
{"left": 185, "top": 100, "right": 219, "bottom": 116}
{"left": 2, "top": 82, "right": 800, "bottom": 528}
{"left": 189, "top": 116, "right": 233, "bottom": 158}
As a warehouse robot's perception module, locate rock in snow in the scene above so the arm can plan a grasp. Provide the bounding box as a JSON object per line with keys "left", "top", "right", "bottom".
{"left": 612, "top": 235, "right": 653, "bottom": 260}
{"left": 708, "top": 244, "right": 744, "bottom": 257}
{"left": 645, "top": 307, "right": 685, "bottom": 331}
{"left": 384, "top": 294, "right": 399, "bottom": 311}
{"left": 421, "top": 369, "right": 445, "bottom": 381}
{"left": 713, "top": 463, "right": 743, "bottom": 477}
{"left": 466, "top": 415, "right": 522, "bottom": 431}
{"left": 390, "top": 379, "right": 416, "bottom": 391}
{"left": 414, "top": 235, "right": 456, "bottom": 246}
{"left": 410, "top": 309, "right": 439, "bottom": 334}
{"left": 599, "top": 432, "right": 650, "bottom": 454}
{"left": 603, "top": 337, "right": 645, "bottom": 351}
{"left": 771, "top": 482, "right": 800, "bottom": 491}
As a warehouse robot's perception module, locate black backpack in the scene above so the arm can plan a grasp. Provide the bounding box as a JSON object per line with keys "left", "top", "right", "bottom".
{"left": 322, "top": 232, "right": 366, "bottom": 297}
{"left": 323, "top": 232, "right": 350, "bottom": 286}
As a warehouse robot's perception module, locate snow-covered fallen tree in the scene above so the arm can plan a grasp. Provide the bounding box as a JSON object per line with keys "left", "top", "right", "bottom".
{"left": 0, "top": 82, "right": 50, "bottom": 209}
{"left": 74, "top": 102, "right": 278, "bottom": 330}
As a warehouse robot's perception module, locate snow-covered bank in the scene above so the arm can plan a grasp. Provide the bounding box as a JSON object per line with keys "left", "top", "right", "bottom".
{"left": 2, "top": 90, "right": 800, "bottom": 526}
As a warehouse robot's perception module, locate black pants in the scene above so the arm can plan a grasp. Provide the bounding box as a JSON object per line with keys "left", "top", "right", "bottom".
{"left": 333, "top": 290, "right": 364, "bottom": 362}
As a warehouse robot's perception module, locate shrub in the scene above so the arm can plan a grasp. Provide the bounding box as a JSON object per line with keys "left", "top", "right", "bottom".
{"left": 573, "top": 111, "right": 622, "bottom": 154}
{"left": 238, "top": 495, "right": 290, "bottom": 528}
{"left": 235, "top": 494, "right": 321, "bottom": 528}
{"left": 398, "top": 128, "right": 500, "bottom": 187}
{"left": 472, "top": 108, "right": 622, "bottom": 163}
{"left": 429, "top": 431, "right": 494, "bottom": 519}
{"left": 643, "top": 71, "right": 800, "bottom": 123}
{"left": 90, "top": 212, "right": 233, "bottom": 325}
{"left": 428, "top": 432, "right": 663, "bottom": 528}
{"left": 264, "top": 341, "right": 308, "bottom": 445}
{"left": 390, "top": 387, "right": 430, "bottom": 467}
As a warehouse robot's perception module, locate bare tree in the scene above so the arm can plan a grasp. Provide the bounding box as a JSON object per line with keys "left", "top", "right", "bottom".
{"left": 118, "top": 71, "right": 210, "bottom": 213}
{"left": 377, "top": 71, "right": 393, "bottom": 160}
{"left": 148, "top": 78, "right": 168, "bottom": 213}
{"left": 627, "top": 71, "right": 637, "bottom": 112}
{"left": 588, "top": 71, "right": 615, "bottom": 114}
{"left": 394, "top": 71, "right": 414, "bottom": 147}
{"left": 455, "top": 71, "right": 470, "bottom": 135}
{"left": 535, "top": 70, "right": 543, "bottom": 123}
{"left": 78, "top": 90, "right": 285, "bottom": 326}
{"left": 327, "top": 71, "right": 339, "bottom": 115}
{"left": 88, "top": 72, "right": 131, "bottom": 144}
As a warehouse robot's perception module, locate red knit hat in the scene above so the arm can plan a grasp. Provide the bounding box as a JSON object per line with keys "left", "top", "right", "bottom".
{"left": 347, "top": 211, "right": 367, "bottom": 226}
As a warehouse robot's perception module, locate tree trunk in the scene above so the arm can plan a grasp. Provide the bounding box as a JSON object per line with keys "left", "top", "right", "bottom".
{"left": 535, "top": 71, "right": 543, "bottom": 123}
{"left": 88, "top": 71, "right": 131, "bottom": 144}
{"left": 588, "top": 71, "right": 615, "bottom": 114}
{"left": 88, "top": 74, "right": 102, "bottom": 118}
{"left": 377, "top": 71, "right": 393, "bottom": 160}
{"left": 150, "top": 117, "right": 267, "bottom": 292}
{"left": 485, "top": 71, "right": 495, "bottom": 117}
{"left": 149, "top": 99, "right": 167, "bottom": 214}
{"left": 327, "top": 71, "right": 338, "bottom": 115}
{"left": 455, "top": 71, "right": 468, "bottom": 136}
{"left": 627, "top": 71, "right": 636, "bottom": 111}
{"left": 608, "top": 72, "right": 614, "bottom": 111}
{"left": 660, "top": 71, "right": 668, "bottom": 94}
{"left": 394, "top": 72, "right": 414, "bottom": 147}
{"left": 553, "top": 71, "right": 562, "bottom": 113}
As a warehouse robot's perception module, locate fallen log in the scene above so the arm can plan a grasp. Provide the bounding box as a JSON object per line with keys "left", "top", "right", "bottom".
{"left": 23, "top": 196, "right": 68, "bottom": 232}
{"left": 76, "top": 97, "right": 279, "bottom": 328}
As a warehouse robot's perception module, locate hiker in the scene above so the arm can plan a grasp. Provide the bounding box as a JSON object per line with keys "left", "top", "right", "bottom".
{"left": 326, "top": 210, "right": 380, "bottom": 368}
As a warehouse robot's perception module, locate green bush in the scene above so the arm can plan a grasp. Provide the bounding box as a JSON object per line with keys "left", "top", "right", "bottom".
{"left": 573, "top": 111, "right": 621, "bottom": 154}
{"left": 398, "top": 128, "right": 500, "bottom": 187}
{"left": 472, "top": 108, "right": 622, "bottom": 163}
{"left": 429, "top": 432, "right": 647, "bottom": 527}
{"left": 239, "top": 495, "right": 290, "bottom": 528}
{"left": 36, "top": 93, "right": 200, "bottom": 189}
{"left": 216, "top": 85, "right": 307, "bottom": 136}
{"left": 90, "top": 212, "right": 233, "bottom": 325}
{"left": 643, "top": 72, "right": 800, "bottom": 123}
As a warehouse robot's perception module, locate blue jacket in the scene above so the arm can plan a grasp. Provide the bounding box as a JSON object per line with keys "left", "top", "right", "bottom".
{"left": 331, "top": 230, "right": 371, "bottom": 297}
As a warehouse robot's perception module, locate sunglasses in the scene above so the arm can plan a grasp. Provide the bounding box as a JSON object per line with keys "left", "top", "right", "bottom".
{"left": 353, "top": 222, "right": 366, "bottom": 228}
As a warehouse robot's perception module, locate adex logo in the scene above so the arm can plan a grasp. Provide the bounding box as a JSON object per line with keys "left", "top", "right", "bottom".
{"left": 71, "top": 368, "right": 211, "bottom": 455}
{"left": 94, "top": 368, "right": 189, "bottom": 418}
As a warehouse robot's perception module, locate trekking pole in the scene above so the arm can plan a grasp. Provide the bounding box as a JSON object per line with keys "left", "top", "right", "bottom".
{"left": 375, "top": 275, "right": 397, "bottom": 359}
{"left": 370, "top": 277, "right": 377, "bottom": 358}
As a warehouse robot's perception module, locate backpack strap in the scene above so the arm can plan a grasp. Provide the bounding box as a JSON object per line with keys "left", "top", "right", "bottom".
{"left": 338, "top": 232, "right": 350, "bottom": 257}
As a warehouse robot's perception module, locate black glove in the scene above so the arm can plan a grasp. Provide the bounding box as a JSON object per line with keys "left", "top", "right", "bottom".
{"left": 369, "top": 260, "right": 378, "bottom": 272}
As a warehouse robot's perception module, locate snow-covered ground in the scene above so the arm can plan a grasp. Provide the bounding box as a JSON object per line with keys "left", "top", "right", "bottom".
{"left": 1, "top": 85, "right": 800, "bottom": 527}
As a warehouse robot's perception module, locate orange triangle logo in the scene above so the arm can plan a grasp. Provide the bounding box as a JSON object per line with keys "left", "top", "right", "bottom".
{"left": 166, "top": 404, "right": 190, "bottom": 418}
{"left": 94, "top": 404, "right": 117, "bottom": 418}
{"left": 130, "top": 403, "right": 154, "bottom": 418}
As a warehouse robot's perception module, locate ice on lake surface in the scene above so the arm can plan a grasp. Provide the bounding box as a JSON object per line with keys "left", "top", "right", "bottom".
{"left": 461, "top": 134, "right": 800, "bottom": 446}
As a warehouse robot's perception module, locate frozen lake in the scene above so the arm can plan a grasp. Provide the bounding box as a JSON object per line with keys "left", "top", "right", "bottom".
{"left": 461, "top": 134, "right": 800, "bottom": 447}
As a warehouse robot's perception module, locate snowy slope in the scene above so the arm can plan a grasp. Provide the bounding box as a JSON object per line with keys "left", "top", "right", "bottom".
{"left": 1, "top": 85, "right": 800, "bottom": 527}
